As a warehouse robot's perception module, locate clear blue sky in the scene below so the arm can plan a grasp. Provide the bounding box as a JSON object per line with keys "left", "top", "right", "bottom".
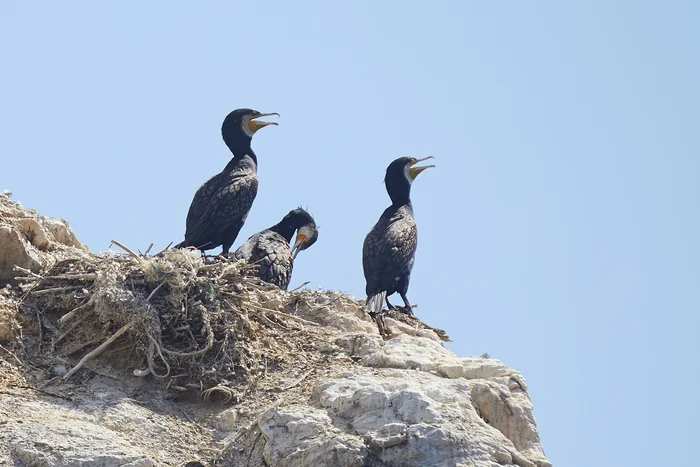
{"left": 2, "top": 2, "right": 698, "bottom": 465}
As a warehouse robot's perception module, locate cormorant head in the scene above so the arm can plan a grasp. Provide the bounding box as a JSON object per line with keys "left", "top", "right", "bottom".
{"left": 385, "top": 156, "right": 435, "bottom": 205}
{"left": 280, "top": 208, "right": 318, "bottom": 259}
{"left": 222, "top": 108, "right": 279, "bottom": 152}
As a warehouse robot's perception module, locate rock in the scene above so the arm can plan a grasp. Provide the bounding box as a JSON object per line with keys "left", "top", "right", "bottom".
{"left": 258, "top": 407, "right": 365, "bottom": 467}
{"left": 312, "top": 370, "right": 524, "bottom": 466}
{"left": 214, "top": 408, "right": 239, "bottom": 431}
{"left": 1, "top": 401, "right": 155, "bottom": 466}
{"left": 334, "top": 333, "right": 384, "bottom": 358}
{"left": 380, "top": 316, "right": 444, "bottom": 342}
{"left": 471, "top": 380, "right": 549, "bottom": 466}
{"left": 0, "top": 194, "right": 550, "bottom": 467}
{"left": 0, "top": 389, "right": 209, "bottom": 467}
{"left": 0, "top": 194, "right": 89, "bottom": 284}
{"left": 357, "top": 334, "right": 469, "bottom": 378}
{"left": 363, "top": 422, "right": 408, "bottom": 450}
{"left": 16, "top": 218, "right": 51, "bottom": 250}
{"left": 42, "top": 217, "right": 83, "bottom": 249}
{"left": 0, "top": 226, "right": 42, "bottom": 283}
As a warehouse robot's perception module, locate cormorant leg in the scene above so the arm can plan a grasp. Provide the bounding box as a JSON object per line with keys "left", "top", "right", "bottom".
{"left": 221, "top": 245, "right": 231, "bottom": 257}
{"left": 399, "top": 292, "right": 414, "bottom": 315}
{"left": 385, "top": 296, "right": 396, "bottom": 310}
{"left": 217, "top": 250, "right": 233, "bottom": 262}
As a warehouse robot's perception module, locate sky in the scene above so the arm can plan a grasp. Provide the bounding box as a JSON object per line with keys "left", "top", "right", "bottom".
{"left": 1, "top": 2, "right": 699, "bottom": 465}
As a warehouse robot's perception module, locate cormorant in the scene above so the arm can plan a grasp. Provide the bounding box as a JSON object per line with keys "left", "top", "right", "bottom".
{"left": 176, "top": 108, "right": 278, "bottom": 255}
{"left": 234, "top": 208, "right": 318, "bottom": 290}
{"left": 362, "top": 156, "right": 435, "bottom": 315}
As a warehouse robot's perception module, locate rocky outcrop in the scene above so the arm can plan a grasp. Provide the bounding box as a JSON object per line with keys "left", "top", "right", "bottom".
{"left": 0, "top": 191, "right": 88, "bottom": 284}
{"left": 220, "top": 321, "right": 550, "bottom": 467}
{"left": 0, "top": 195, "right": 550, "bottom": 467}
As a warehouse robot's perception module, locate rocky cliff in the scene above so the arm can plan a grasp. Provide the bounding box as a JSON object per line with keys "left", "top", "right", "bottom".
{"left": 0, "top": 192, "right": 550, "bottom": 467}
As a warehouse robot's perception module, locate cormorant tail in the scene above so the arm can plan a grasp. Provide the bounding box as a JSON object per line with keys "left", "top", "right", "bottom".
{"left": 365, "top": 291, "right": 386, "bottom": 314}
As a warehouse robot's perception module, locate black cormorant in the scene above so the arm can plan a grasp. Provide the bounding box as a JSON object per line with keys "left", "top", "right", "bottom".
{"left": 234, "top": 208, "right": 318, "bottom": 290}
{"left": 176, "top": 108, "right": 278, "bottom": 255}
{"left": 362, "top": 156, "right": 435, "bottom": 314}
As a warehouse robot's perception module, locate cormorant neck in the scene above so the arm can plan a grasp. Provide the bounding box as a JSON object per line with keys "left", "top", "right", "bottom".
{"left": 270, "top": 220, "right": 297, "bottom": 243}
{"left": 224, "top": 136, "right": 257, "bottom": 167}
{"left": 270, "top": 211, "right": 314, "bottom": 243}
{"left": 386, "top": 177, "right": 412, "bottom": 207}
{"left": 223, "top": 144, "right": 257, "bottom": 171}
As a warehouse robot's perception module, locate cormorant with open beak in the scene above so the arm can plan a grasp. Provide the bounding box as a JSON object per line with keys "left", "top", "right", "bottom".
{"left": 362, "top": 157, "right": 435, "bottom": 315}
{"left": 176, "top": 109, "right": 278, "bottom": 255}
{"left": 234, "top": 208, "right": 318, "bottom": 290}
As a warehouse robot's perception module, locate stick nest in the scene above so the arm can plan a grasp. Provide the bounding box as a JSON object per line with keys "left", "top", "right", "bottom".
{"left": 17, "top": 248, "right": 333, "bottom": 402}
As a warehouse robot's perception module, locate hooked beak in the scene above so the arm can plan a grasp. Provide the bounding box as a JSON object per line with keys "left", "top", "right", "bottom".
{"left": 291, "top": 233, "right": 307, "bottom": 259}
{"left": 249, "top": 112, "right": 280, "bottom": 132}
{"left": 408, "top": 156, "right": 435, "bottom": 180}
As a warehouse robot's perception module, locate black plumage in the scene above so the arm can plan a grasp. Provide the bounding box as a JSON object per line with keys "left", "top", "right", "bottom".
{"left": 176, "top": 109, "right": 278, "bottom": 255}
{"left": 234, "top": 208, "right": 318, "bottom": 290}
{"left": 363, "top": 156, "right": 434, "bottom": 314}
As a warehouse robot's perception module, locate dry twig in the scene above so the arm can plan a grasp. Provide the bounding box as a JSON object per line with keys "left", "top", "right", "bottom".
{"left": 59, "top": 300, "right": 92, "bottom": 324}
{"left": 32, "top": 286, "right": 82, "bottom": 296}
{"left": 63, "top": 319, "right": 137, "bottom": 380}
{"left": 289, "top": 281, "right": 310, "bottom": 292}
{"left": 110, "top": 239, "right": 140, "bottom": 259}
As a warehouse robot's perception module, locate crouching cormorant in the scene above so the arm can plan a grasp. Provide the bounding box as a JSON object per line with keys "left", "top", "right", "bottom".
{"left": 176, "top": 108, "right": 279, "bottom": 255}
{"left": 362, "top": 156, "right": 435, "bottom": 314}
{"left": 234, "top": 208, "right": 318, "bottom": 290}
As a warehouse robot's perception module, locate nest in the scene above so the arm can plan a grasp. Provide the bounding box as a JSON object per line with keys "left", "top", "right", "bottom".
{"left": 16, "top": 245, "right": 332, "bottom": 402}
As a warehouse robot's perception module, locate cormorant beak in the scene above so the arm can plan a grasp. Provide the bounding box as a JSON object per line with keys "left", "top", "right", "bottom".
{"left": 408, "top": 156, "right": 435, "bottom": 180}
{"left": 249, "top": 112, "right": 280, "bottom": 133}
{"left": 291, "top": 233, "right": 308, "bottom": 259}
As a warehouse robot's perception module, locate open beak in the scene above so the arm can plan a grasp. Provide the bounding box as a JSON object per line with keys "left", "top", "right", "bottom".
{"left": 249, "top": 112, "right": 280, "bottom": 132}
{"left": 291, "top": 233, "right": 307, "bottom": 259}
{"left": 408, "top": 156, "right": 435, "bottom": 180}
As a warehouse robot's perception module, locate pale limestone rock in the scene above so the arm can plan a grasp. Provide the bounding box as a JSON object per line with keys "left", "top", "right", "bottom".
{"left": 16, "top": 218, "right": 50, "bottom": 250}
{"left": 358, "top": 334, "right": 469, "bottom": 378}
{"left": 380, "top": 316, "right": 443, "bottom": 342}
{"left": 460, "top": 356, "right": 520, "bottom": 379}
{"left": 0, "top": 226, "right": 42, "bottom": 282}
{"left": 0, "top": 194, "right": 89, "bottom": 283}
{"left": 1, "top": 402, "right": 154, "bottom": 466}
{"left": 258, "top": 407, "right": 365, "bottom": 467}
{"left": 254, "top": 330, "right": 551, "bottom": 467}
{"left": 0, "top": 390, "right": 208, "bottom": 467}
{"left": 334, "top": 333, "right": 384, "bottom": 358}
{"left": 311, "top": 370, "right": 505, "bottom": 466}
{"left": 362, "top": 422, "right": 408, "bottom": 450}
{"left": 470, "top": 380, "right": 547, "bottom": 466}
{"left": 42, "top": 216, "right": 83, "bottom": 249}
